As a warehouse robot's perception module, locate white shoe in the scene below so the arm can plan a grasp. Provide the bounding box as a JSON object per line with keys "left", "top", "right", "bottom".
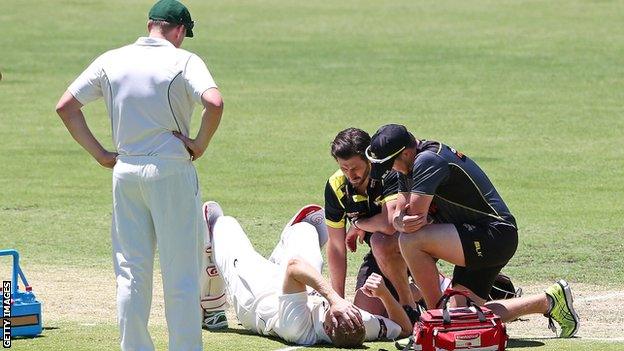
{"left": 283, "top": 204, "right": 328, "bottom": 248}
{"left": 202, "top": 201, "right": 224, "bottom": 236}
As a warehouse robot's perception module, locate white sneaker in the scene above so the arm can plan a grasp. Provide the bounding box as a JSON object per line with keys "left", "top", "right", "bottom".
{"left": 202, "top": 201, "right": 224, "bottom": 236}
{"left": 283, "top": 204, "right": 328, "bottom": 248}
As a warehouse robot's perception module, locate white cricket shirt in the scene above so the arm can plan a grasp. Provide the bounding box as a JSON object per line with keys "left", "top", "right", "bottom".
{"left": 68, "top": 37, "right": 217, "bottom": 159}
{"left": 273, "top": 292, "right": 402, "bottom": 345}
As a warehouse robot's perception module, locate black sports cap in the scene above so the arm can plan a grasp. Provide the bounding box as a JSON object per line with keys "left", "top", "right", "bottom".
{"left": 366, "top": 124, "right": 412, "bottom": 179}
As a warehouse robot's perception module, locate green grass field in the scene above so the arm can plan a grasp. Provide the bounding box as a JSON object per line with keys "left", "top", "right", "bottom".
{"left": 1, "top": 0, "right": 623, "bottom": 350}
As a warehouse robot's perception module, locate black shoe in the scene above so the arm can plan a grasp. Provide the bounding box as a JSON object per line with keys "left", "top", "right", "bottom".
{"left": 402, "top": 305, "right": 420, "bottom": 325}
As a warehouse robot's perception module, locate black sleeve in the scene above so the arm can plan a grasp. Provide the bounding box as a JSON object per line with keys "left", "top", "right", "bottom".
{"left": 398, "top": 173, "right": 409, "bottom": 193}
{"left": 324, "top": 180, "right": 346, "bottom": 228}
{"left": 410, "top": 151, "right": 450, "bottom": 195}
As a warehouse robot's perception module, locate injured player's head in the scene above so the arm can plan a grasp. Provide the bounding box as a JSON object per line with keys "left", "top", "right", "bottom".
{"left": 323, "top": 308, "right": 366, "bottom": 348}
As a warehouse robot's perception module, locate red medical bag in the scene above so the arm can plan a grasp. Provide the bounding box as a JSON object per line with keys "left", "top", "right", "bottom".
{"left": 411, "top": 289, "right": 507, "bottom": 351}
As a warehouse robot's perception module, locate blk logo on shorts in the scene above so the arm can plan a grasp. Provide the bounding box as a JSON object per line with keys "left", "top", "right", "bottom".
{"left": 474, "top": 241, "right": 483, "bottom": 257}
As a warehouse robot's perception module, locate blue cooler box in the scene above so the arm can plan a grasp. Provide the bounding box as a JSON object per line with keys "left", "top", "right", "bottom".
{"left": 1, "top": 249, "right": 43, "bottom": 337}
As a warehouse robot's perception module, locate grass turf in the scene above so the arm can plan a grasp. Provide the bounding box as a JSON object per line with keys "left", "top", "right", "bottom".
{"left": 1, "top": 0, "right": 623, "bottom": 350}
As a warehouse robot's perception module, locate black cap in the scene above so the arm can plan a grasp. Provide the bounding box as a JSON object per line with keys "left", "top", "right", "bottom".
{"left": 366, "top": 124, "right": 412, "bottom": 179}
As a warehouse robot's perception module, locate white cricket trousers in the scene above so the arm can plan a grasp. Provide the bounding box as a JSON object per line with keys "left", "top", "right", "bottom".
{"left": 210, "top": 216, "right": 322, "bottom": 334}
{"left": 112, "top": 156, "right": 203, "bottom": 351}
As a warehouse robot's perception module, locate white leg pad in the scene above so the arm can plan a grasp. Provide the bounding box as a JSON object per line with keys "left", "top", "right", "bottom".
{"left": 200, "top": 245, "right": 228, "bottom": 311}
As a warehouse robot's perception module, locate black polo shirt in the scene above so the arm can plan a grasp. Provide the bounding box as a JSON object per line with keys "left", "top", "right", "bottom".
{"left": 398, "top": 141, "right": 516, "bottom": 227}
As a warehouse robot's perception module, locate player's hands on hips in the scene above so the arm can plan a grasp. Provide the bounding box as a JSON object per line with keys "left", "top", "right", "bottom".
{"left": 345, "top": 225, "right": 366, "bottom": 253}
{"left": 173, "top": 131, "right": 206, "bottom": 161}
{"left": 96, "top": 150, "right": 118, "bottom": 169}
{"left": 329, "top": 297, "right": 363, "bottom": 330}
{"left": 360, "top": 273, "right": 390, "bottom": 299}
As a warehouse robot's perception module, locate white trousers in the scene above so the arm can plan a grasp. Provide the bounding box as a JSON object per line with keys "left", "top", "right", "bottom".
{"left": 210, "top": 216, "right": 322, "bottom": 334}
{"left": 112, "top": 156, "right": 203, "bottom": 351}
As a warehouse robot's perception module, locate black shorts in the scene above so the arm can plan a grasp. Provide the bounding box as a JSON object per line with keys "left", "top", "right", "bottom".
{"left": 453, "top": 221, "right": 518, "bottom": 299}
{"left": 355, "top": 250, "right": 402, "bottom": 301}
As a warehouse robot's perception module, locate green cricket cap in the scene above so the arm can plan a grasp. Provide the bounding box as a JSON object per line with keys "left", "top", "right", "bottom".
{"left": 148, "top": 0, "right": 195, "bottom": 37}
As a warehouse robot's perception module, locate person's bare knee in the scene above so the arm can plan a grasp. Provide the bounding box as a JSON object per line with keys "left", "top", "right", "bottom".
{"left": 398, "top": 231, "right": 428, "bottom": 254}
{"left": 409, "top": 225, "right": 444, "bottom": 253}
{"left": 370, "top": 232, "right": 400, "bottom": 259}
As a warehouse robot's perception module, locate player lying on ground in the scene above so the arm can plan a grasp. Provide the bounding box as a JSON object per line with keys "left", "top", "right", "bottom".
{"left": 199, "top": 204, "right": 330, "bottom": 330}
{"left": 367, "top": 124, "right": 580, "bottom": 337}
{"left": 201, "top": 201, "right": 413, "bottom": 347}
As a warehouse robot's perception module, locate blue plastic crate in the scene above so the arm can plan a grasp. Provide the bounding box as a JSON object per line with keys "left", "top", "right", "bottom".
{"left": 1, "top": 249, "right": 43, "bottom": 337}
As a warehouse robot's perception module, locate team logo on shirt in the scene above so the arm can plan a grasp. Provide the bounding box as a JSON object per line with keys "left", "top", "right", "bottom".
{"left": 449, "top": 146, "right": 467, "bottom": 161}
{"left": 463, "top": 223, "right": 476, "bottom": 232}
{"left": 371, "top": 195, "right": 384, "bottom": 206}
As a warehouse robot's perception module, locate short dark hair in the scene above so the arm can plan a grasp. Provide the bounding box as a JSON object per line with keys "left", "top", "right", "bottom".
{"left": 329, "top": 321, "right": 366, "bottom": 348}
{"left": 330, "top": 128, "right": 371, "bottom": 161}
{"left": 148, "top": 19, "right": 180, "bottom": 34}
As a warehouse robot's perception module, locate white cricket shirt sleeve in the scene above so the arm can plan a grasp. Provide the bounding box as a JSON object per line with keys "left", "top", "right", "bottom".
{"left": 360, "top": 309, "right": 402, "bottom": 341}
{"left": 183, "top": 54, "right": 217, "bottom": 104}
{"left": 273, "top": 292, "right": 318, "bottom": 345}
{"left": 67, "top": 54, "right": 106, "bottom": 105}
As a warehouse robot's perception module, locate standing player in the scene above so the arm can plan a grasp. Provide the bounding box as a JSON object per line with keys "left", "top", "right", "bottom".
{"left": 325, "top": 128, "right": 417, "bottom": 316}
{"left": 366, "top": 124, "right": 579, "bottom": 337}
{"left": 55, "top": 1, "right": 223, "bottom": 350}
{"left": 203, "top": 201, "right": 413, "bottom": 347}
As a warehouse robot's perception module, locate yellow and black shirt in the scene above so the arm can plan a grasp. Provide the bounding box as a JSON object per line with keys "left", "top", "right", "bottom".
{"left": 324, "top": 169, "right": 399, "bottom": 229}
